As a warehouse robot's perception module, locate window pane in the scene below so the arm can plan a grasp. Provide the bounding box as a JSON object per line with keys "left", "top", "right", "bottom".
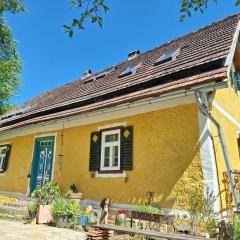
{"left": 112, "top": 145, "right": 119, "bottom": 167}
{"left": 105, "top": 133, "right": 119, "bottom": 143}
{"left": 104, "top": 147, "right": 110, "bottom": 167}
{"left": 0, "top": 148, "right": 6, "bottom": 154}
{"left": 0, "top": 156, "right": 3, "bottom": 169}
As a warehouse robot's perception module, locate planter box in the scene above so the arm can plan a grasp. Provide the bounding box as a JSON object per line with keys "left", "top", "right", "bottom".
{"left": 68, "top": 193, "right": 82, "bottom": 204}
{"left": 36, "top": 205, "right": 53, "bottom": 224}
{"left": 132, "top": 211, "right": 172, "bottom": 224}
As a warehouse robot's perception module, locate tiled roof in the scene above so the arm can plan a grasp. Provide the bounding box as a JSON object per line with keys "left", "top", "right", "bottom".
{"left": 0, "top": 13, "right": 239, "bottom": 131}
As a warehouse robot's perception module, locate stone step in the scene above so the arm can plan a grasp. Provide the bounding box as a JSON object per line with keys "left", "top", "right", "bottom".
{"left": 4, "top": 200, "right": 30, "bottom": 208}
{"left": 0, "top": 204, "right": 28, "bottom": 218}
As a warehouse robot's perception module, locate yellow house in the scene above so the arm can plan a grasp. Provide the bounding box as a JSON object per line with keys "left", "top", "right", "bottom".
{"left": 0, "top": 13, "right": 240, "bottom": 216}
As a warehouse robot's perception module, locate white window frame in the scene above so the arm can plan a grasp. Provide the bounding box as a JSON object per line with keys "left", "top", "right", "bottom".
{"left": 0, "top": 145, "right": 8, "bottom": 173}
{"left": 100, "top": 129, "right": 121, "bottom": 171}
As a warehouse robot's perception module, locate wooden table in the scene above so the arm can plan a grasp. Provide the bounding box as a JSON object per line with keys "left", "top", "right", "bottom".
{"left": 93, "top": 224, "right": 214, "bottom": 240}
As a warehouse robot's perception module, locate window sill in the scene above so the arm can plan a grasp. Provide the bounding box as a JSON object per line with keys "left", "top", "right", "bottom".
{"left": 96, "top": 171, "right": 126, "bottom": 178}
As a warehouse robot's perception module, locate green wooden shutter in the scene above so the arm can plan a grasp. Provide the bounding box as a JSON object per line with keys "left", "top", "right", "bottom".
{"left": 121, "top": 126, "right": 133, "bottom": 170}
{"left": 1, "top": 144, "right": 11, "bottom": 172}
{"left": 233, "top": 72, "right": 240, "bottom": 91}
{"left": 89, "top": 131, "right": 101, "bottom": 171}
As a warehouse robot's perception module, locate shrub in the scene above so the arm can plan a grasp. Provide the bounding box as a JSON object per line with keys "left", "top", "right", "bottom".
{"left": 28, "top": 201, "right": 38, "bottom": 215}
{"left": 234, "top": 219, "right": 240, "bottom": 239}
{"left": 51, "top": 198, "right": 82, "bottom": 217}
{"left": 133, "top": 204, "right": 163, "bottom": 214}
{"left": 51, "top": 197, "right": 83, "bottom": 228}
{"left": 31, "top": 181, "right": 60, "bottom": 205}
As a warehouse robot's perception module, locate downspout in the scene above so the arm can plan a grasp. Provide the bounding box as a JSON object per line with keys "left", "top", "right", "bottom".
{"left": 195, "top": 90, "right": 240, "bottom": 211}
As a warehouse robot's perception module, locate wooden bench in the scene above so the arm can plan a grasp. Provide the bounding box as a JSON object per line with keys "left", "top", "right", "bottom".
{"left": 93, "top": 224, "right": 214, "bottom": 240}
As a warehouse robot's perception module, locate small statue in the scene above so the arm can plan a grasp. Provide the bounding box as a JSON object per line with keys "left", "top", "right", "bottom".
{"left": 70, "top": 184, "right": 78, "bottom": 193}
{"left": 99, "top": 198, "right": 110, "bottom": 224}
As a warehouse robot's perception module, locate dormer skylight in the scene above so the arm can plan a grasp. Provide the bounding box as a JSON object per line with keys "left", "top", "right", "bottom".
{"left": 118, "top": 63, "right": 141, "bottom": 78}
{"left": 155, "top": 49, "right": 180, "bottom": 65}
{"left": 83, "top": 68, "right": 114, "bottom": 84}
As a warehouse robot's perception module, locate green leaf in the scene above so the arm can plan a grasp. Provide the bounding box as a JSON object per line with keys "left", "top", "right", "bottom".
{"left": 63, "top": 24, "right": 71, "bottom": 30}
{"left": 72, "top": 19, "right": 79, "bottom": 26}
{"left": 69, "top": 29, "right": 74, "bottom": 37}
{"left": 97, "top": 17, "right": 103, "bottom": 28}
{"left": 102, "top": 4, "right": 109, "bottom": 13}
{"left": 179, "top": 15, "right": 186, "bottom": 22}
{"left": 235, "top": 0, "right": 240, "bottom": 6}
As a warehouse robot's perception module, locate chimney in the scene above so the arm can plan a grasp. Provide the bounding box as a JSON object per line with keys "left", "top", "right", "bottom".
{"left": 82, "top": 70, "right": 92, "bottom": 79}
{"left": 128, "top": 50, "right": 140, "bottom": 60}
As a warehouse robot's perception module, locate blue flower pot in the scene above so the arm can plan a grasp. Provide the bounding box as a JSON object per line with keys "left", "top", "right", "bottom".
{"left": 78, "top": 216, "right": 89, "bottom": 225}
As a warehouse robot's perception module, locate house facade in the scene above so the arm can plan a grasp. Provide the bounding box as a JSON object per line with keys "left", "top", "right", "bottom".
{"left": 0, "top": 14, "right": 240, "bottom": 215}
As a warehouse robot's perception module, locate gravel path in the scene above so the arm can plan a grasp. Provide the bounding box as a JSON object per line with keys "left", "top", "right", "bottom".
{"left": 0, "top": 220, "right": 87, "bottom": 240}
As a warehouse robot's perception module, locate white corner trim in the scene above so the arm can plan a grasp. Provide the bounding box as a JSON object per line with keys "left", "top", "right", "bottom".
{"left": 0, "top": 173, "right": 5, "bottom": 177}
{"left": 98, "top": 122, "right": 127, "bottom": 131}
{"left": 198, "top": 95, "right": 219, "bottom": 213}
{"left": 95, "top": 171, "right": 126, "bottom": 178}
{"left": 211, "top": 100, "right": 240, "bottom": 130}
{"left": 225, "top": 19, "right": 240, "bottom": 76}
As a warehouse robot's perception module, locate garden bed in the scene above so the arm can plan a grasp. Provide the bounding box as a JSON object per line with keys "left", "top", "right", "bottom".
{"left": 131, "top": 211, "right": 172, "bottom": 224}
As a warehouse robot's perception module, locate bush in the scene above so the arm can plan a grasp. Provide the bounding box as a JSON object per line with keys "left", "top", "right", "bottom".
{"left": 180, "top": 187, "right": 218, "bottom": 236}
{"left": 133, "top": 205, "right": 163, "bottom": 214}
{"left": 234, "top": 219, "right": 240, "bottom": 239}
{"left": 31, "top": 181, "right": 60, "bottom": 205}
{"left": 28, "top": 201, "right": 38, "bottom": 215}
{"left": 51, "top": 198, "right": 82, "bottom": 217}
{"left": 51, "top": 197, "right": 83, "bottom": 228}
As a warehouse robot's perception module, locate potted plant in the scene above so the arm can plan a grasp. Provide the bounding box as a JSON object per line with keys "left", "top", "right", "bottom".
{"left": 31, "top": 181, "right": 60, "bottom": 224}
{"left": 132, "top": 205, "right": 165, "bottom": 222}
{"left": 51, "top": 197, "right": 82, "bottom": 228}
{"left": 116, "top": 209, "right": 127, "bottom": 226}
{"left": 27, "top": 200, "right": 38, "bottom": 219}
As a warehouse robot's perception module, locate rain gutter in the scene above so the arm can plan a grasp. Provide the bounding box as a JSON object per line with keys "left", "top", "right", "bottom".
{"left": 195, "top": 90, "right": 240, "bottom": 211}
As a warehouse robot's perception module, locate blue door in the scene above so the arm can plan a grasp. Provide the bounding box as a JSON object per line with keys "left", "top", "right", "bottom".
{"left": 30, "top": 136, "right": 55, "bottom": 194}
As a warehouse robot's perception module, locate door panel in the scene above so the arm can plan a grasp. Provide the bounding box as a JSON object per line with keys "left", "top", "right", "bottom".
{"left": 30, "top": 136, "right": 55, "bottom": 194}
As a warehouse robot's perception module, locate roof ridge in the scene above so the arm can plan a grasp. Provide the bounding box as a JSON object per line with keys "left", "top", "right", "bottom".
{"left": 18, "top": 12, "right": 240, "bottom": 109}
{"left": 67, "top": 12, "right": 240, "bottom": 84}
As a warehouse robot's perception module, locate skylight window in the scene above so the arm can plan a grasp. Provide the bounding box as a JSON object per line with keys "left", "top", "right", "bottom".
{"left": 84, "top": 68, "right": 114, "bottom": 84}
{"left": 119, "top": 63, "right": 141, "bottom": 78}
{"left": 84, "top": 77, "right": 94, "bottom": 84}
{"left": 95, "top": 72, "right": 106, "bottom": 80}
{"left": 155, "top": 49, "right": 180, "bottom": 65}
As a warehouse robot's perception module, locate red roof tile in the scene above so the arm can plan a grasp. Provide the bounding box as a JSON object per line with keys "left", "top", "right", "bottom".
{"left": 0, "top": 13, "right": 239, "bottom": 131}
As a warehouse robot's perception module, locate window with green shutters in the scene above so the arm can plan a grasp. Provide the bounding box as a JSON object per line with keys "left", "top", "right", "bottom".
{"left": 89, "top": 132, "right": 101, "bottom": 171}
{"left": 0, "top": 144, "right": 11, "bottom": 173}
{"left": 89, "top": 126, "right": 133, "bottom": 172}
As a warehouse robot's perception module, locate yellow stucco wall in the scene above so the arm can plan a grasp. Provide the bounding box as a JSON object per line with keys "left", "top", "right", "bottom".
{"left": 211, "top": 87, "right": 240, "bottom": 211}
{"left": 0, "top": 103, "right": 203, "bottom": 209}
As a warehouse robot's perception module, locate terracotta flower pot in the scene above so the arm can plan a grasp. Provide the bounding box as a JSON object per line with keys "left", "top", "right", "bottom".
{"left": 36, "top": 205, "right": 53, "bottom": 224}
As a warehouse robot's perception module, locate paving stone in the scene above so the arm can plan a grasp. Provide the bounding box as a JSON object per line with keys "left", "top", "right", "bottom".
{"left": 0, "top": 220, "right": 87, "bottom": 240}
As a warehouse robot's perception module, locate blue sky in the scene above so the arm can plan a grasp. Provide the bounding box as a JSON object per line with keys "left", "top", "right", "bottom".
{"left": 5, "top": 0, "right": 240, "bottom": 105}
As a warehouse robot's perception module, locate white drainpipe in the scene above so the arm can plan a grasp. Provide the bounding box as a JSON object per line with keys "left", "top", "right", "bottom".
{"left": 195, "top": 90, "right": 240, "bottom": 211}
